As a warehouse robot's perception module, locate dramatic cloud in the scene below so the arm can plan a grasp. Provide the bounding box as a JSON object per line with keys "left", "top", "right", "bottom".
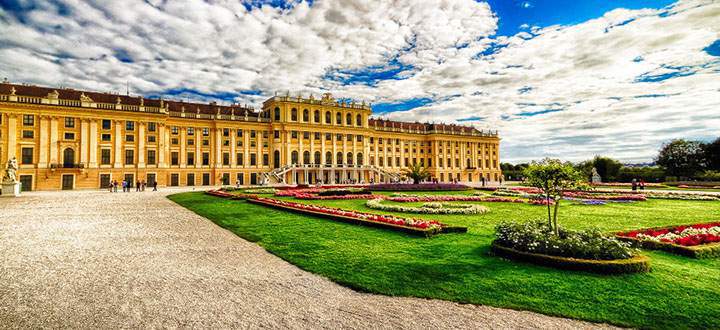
{"left": 1, "top": 0, "right": 718, "bottom": 163}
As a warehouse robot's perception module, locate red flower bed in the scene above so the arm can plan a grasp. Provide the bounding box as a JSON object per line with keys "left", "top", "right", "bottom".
{"left": 618, "top": 222, "right": 720, "bottom": 246}
{"left": 247, "top": 197, "right": 466, "bottom": 236}
{"left": 275, "top": 188, "right": 382, "bottom": 200}
{"left": 369, "top": 183, "right": 471, "bottom": 191}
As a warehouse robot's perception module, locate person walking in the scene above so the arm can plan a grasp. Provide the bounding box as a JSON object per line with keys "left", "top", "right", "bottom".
{"left": 113, "top": 180, "right": 118, "bottom": 193}
{"left": 121, "top": 180, "right": 127, "bottom": 192}
{"left": 153, "top": 180, "right": 158, "bottom": 191}
{"left": 640, "top": 179, "right": 646, "bottom": 191}
{"left": 136, "top": 180, "right": 141, "bottom": 192}
{"left": 631, "top": 178, "right": 638, "bottom": 192}
{"left": 108, "top": 181, "right": 113, "bottom": 193}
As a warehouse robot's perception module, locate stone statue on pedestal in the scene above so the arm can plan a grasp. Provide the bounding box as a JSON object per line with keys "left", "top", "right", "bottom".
{"left": 591, "top": 167, "right": 602, "bottom": 184}
{"left": 2, "top": 157, "right": 18, "bottom": 183}
{"left": 1, "top": 157, "right": 21, "bottom": 197}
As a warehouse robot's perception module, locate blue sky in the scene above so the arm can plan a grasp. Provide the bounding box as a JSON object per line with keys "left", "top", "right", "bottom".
{"left": 0, "top": 0, "right": 718, "bottom": 163}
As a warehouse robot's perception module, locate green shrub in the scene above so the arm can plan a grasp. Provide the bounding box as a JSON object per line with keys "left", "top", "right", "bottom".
{"left": 494, "top": 220, "right": 636, "bottom": 260}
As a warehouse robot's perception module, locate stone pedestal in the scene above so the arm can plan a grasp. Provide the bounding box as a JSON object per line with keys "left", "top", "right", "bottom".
{"left": 1, "top": 182, "right": 21, "bottom": 197}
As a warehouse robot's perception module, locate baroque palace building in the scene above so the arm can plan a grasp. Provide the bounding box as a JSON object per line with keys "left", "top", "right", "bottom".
{"left": 0, "top": 82, "right": 501, "bottom": 191}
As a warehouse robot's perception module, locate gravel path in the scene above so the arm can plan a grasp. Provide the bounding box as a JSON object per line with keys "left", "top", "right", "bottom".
{"left": 0, "top": 189, "right": 617, "bottom": 329}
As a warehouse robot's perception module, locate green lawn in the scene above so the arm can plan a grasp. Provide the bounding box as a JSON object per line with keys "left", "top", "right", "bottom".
{"left": 168, "top": 192, "right": 720, "bottom": 329}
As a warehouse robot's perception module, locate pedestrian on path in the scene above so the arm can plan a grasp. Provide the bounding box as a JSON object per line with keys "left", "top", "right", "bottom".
{"left": 153, "top": 181, "right": 158, "bottom": 191}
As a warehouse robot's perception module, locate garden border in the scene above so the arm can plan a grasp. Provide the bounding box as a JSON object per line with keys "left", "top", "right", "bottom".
{"left": 616, "top": 223, "right": 720, "bottom": 258}
{"left": 489, "top": 241, "right": 651, "bottom": 274}
{"left": 247, "top": 198, "right": 467, "bottom": 237}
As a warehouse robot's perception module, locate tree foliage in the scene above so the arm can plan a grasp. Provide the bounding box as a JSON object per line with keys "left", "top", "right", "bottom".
{"left": 704, "top": 137, "right": 720, "bottom": 171}
{"left": 523, "top": 159, "right": 586, "bottom": 235}
{"left": 402, "top": 163, "right": 430, "bottom": 184}
{"left": 656, "top": 139, "right": 706, "bottom": 178}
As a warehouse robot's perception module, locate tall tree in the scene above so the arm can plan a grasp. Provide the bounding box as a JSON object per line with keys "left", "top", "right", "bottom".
{"left": 704, "top": 137, "right": 720, "bottom": 171}
{"left": 656, "top": 139, "right": 706, "bottom": 178}
{"left": 523, "top": 159, "right": 586, "bottom": 235}
{"left": 592, "top": 156, "right": 623, "bottom": 182}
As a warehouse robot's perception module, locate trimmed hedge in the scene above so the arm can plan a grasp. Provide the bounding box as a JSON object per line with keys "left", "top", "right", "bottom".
{"left": 617, "top": 235, "right": 720, "bottom": 259}
{"left": 490, "top": 241, "right": 651, "bottom": 274}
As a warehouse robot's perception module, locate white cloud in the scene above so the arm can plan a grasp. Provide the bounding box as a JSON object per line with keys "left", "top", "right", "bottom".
{"left": 0, "top": 0, "right": 718, "bottom": 163}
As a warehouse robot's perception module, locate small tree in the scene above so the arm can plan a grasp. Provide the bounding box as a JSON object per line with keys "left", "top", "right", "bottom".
{"left": 402, "top": 163, "right": 430, "bottom": 184}
{"left": 523, "top": 159, "right": 586, "bottom": 235}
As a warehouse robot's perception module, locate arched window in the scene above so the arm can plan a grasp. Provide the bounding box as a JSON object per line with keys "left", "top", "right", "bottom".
{"left": 291, "top": 108, "right": 298, "bottom": 121}
{"left": 325, "top": 151, "right": 332, "bottom": 165}
{"left": 325, "top": 111, "right": 331, "bottom": 124}
{"left": 357, "top": 153, "right": 363, "bottom": 165}
{"left": 356, "top": 114, "right": 362, "bottom": 126}
{"left": 63, "top": 148, "right": 75, "bottom": 167}
{"left": 303, "top": 151, "right": 310, "bottom": 164}
{"left": 273, "top": 150, "right": 281, "bottom": 169}
{"left": 336, "top": 152, "right": 343, "bottom": 165}
{"left": 346, "top": 113, "right": 352, "bottom": 126}
{"left": 302, "top": 109, "right": 309, "bottom": 122}
{"left": 274, "top": 107, "right": 280, "bottom": 121}
{"left": 314, "top": 151, "right": 321, "bottom": 165}
{"left": 314, "top": 110, "right": 320, "bottom": 123}
{"left": 291, "top": 151, "right": 298, "bottom": 164}
{"left": 336, "top": 112, "right": 342, "bottom": 125}
{"left": 347, "top": 152, "right": 353, "bottom": 165}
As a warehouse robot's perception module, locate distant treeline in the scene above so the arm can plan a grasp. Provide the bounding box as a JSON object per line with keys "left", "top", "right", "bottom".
{"left": 502, "top": 137, "right": 720, "bottom": 183}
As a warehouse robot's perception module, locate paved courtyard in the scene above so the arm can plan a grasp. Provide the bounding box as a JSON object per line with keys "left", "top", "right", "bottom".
{"left": 0, "top": 189, "right": 614, "bottom": 329}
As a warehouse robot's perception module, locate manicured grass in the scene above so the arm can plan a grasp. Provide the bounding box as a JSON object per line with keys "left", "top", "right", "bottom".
{"left": 168, "top": 192, "right": 720, "bottom": 329}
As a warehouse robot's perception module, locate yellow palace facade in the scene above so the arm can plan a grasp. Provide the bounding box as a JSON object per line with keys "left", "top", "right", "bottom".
{"left": 0, "top": 82, "right": 501, "bottom": 191}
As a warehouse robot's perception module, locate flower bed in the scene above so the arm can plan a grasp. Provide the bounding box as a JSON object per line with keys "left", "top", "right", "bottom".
{"left": 206, "top": 190, "right": 258, "bottom": 200}
{"left": 643, "top": 191, "right": 720, "bottom": 201}
{"left": 275, "top": 188, "right": 381, "bottom": 200}
{"left": 492, "top": 221, "right": 648, "bottom": 274}
{"left": 617, "top": 222, "right": 720, "bottom": 258}
{"left": 369, "top": 183, "right": 471, "bottom": 191}
{"left": 317, "top": 188, "right": 371, "bottom": 196}
{"left": 562, "top": 191, "right": 647, "bottom": 201}
{"left": 247, "top": 197, "right": 467, "bottom": 237}
{"left": 388, "top": 195, "right": 526, "bottom": 204}
{"left": 591, "top": 182, "right": 666, "bottom": 188}
{"left": 365, "top": 198, "right": 490, "bottom": 215}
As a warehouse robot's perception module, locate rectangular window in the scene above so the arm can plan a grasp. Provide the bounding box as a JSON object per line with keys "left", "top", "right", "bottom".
{"left": 274, "top": 130, "right": 280, "bottom": 139}
{"left": 202, "top": 152, "right": 209, "bottom": 166}
{"left": 347, "top": 134, "right": 352, "bottom": 141}
{"left": 202, "top": 139, "right": 209, "bottom": 146}
{"left": 148, "top": 122, "right": 156, "bottom": 132}
{"left": 325, "top": 133, "right": 331, "bottom": 140}
{"left": 314, "top": 132, "right": 320, "bottom": 140}
{"left": 171, "top": 138, "right": 178, "bottom": 145}
{"left": 187, "top": 127, "right": 194, "bottom": 135}
{"left": 22, "top": 130, "right": 34, "bottom": 139}
{"left": 202, "top": 173, "right": 210, "bottom": 186}
{"left": 125, "top": 150, "right": 134, "bottom": 165}
{"left": 237, "top": 153, "right": 244, "bottom": 166}
{"left": 147, "top": 150, "right": 157, "bottom": 165}
{"left": 21, "top": 147, "right": 33, "bottom": 164}
{"left": 250, "top": 153, "right": 257, "bottom": 166}
{"left": 101, "top": 134, "right": 111, "bottom": 142}
{"left": 237, "top": 129, "right": 243, "bottom": 137}
{"left": 64, "top": 117, "right": 75, "bottom": 128}
{"left": 64, "top": 132, "right": 75, "bottom": 140}
{"left": 126, "top": 121, "right": 135, "bottom": 131}
{"left": 357, "top": 135, "right": 363, "bottom": 142}
{"left": 187, "top": 139, "right": 194, "bottom": 146}
{"left": 303, "top": 131, "right": 310, "bottom": 140}
{"left": 187, "top": 152, "right": 195, "bottom": 166}
{"left": 126, "top": 135, "right": 134, "bottom": 142}
{"left": 250, "top": 130, "right": 256, "bottom": 138}
{"left": 101, "top": 149, "right": 111, "bottom": 165}
{"left": 171, "top": 152, "right": 179, "bottom": 166}
{"left": 187, "top": 173, "right": 195, "bottom": 186}
{"left": 223, "top": 128, "right": 229, "bottom": 137}
{"left": 202, "top": 128, "right": 209, "bottom": 136}
{"left": 147, "top": 135, "right": 156, "bottom": 143}
{"left": 222, "top": 152, "right": 230, "bottom": 166}
{"left": 171, "top": 126, "right": 179, "bottom": 135}
{"left": 102, "top": 119, "right": 111, "bottom": 130}
{"left": 23, "top": 114, "right": 34, "bottom": 126}
{"left": 291, "top": 131, "right": 298, "bottom": 139}
{"left": 262, "top": 153, "right": 269, "bottom": 166}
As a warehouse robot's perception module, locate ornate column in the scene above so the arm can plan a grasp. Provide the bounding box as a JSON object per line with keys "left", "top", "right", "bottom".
{"left": 89, "top": 119, "right": 98, "bottom": 168}
{"left": 137, "top": 121, "right": 145, "bottom": 167}
{"left": 285, "top": 131, "right": 291, "bottom": 167}
{"left": 320, "top": 132, "right": 326, "bottom": 164}
{"left": 113, "top": 120, "right": 122, "bottom": 167}
{"left": 38, "top": 116, "right": 49, "bottom": 168}
{"left": 180, "top": 127, "right": 187, "bottom": 168}
{"left": 215, "top": 127, "right": 222, "bottom": 167}
{"left": 229, "top": 128, "right": 235, "bottom": 167}
{"left": 6, "top": 114, "right": 18, "bottom": 160}
{"left": 158, "top": 124, "right": 166, "bottom": 168}
{"left": 195, "top": 128, "right": 201, "bottom": 169}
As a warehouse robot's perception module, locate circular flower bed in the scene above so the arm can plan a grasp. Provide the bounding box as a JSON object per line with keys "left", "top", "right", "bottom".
{"left": 365, "top": 198, "right": 490, "bottom": 215}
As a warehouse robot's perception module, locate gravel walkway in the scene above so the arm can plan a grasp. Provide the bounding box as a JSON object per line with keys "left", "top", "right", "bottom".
{"left": 0, "top": 189, "right": 616, "bottom": 329}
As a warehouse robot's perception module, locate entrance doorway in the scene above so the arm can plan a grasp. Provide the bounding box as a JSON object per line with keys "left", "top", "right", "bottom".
{"left": 19, "top": 175, "right": 32, "bottom": 191}
{"left": 221, "top": 173, "right": 230, "bottom": 185}
{"left": 63, "top": 148, "right": 75, "bottom": 168}
{"left": 61, "top": 174, "right": 74, "bottom": 190}
{"left": 124, "top": 174, "right": 134, "bottom": 188}
{"left": 147, "top": 173, "right": 157, "bottom": 187}
{"left": 170, "top": 174, "right": 179, "bottom": 186}
{"left": 100, "top": 174, "right": 111, "bottom": 189}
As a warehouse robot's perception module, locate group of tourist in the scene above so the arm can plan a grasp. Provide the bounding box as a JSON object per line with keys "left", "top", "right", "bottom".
{"left": 631, "top": 178, "right": 647, "bottom": 191}
{"left": 108, "top": 180, "right": 158, "bottom": 192}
